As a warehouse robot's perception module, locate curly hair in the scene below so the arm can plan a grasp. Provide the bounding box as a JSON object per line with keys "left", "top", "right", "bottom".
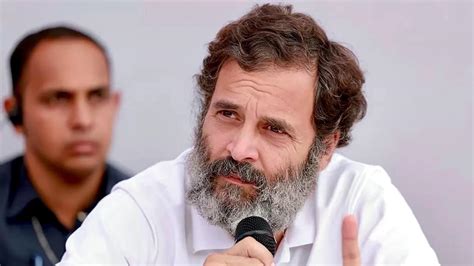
{"left": 196, "top": 4, "right": 366, "bottom": 147}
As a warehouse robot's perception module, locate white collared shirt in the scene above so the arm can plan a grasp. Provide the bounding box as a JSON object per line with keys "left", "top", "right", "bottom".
{"left": 59, "top": 149, "right": 439, "bottom": 265}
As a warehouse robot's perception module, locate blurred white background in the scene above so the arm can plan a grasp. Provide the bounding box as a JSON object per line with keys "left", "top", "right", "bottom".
{"left": 0, "top": 1, "right": 472, "bottom": 265}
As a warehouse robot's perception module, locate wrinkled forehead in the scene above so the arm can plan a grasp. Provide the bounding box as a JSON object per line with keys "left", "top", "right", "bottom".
{"left": 210, "top": 60, "right": 317, "bottom": 126}
{"left": 215, "top": 60, "right": 316, "bottom": 97}
{"left": 224, "top": 56, "right": 318, "bottom": 79}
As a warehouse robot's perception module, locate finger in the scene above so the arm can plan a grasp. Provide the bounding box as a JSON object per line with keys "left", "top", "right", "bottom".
{"left": 342, "top": 215, "right": 360, "bottom": 266}
{"left": 225, "top": 236, "right": 274, "bottom": 266}
{"left": 204, "top": 253, "right": 264, "bottom": 266}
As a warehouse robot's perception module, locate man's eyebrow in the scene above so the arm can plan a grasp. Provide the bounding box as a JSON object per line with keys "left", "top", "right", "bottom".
{"left": 87, "top": 86, "right": 111, "bottom": 94}
{"left": 262, "top": 116, "right": 296, "bottom": 136}
{"left": 212, "top": 100, "right": 240, "bottom": 110}
{"left": 88, "top": 85, "right": 110, "bottom": 91}
{"left": 39, "top": 85, "right": 110, "bottom": 94}
{"left": 39, "top": 88, "right": 72, "bottom": 96}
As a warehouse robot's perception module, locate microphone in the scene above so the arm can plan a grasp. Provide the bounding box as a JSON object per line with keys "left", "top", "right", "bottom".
{"left": 234, "top": 216, "right": 277, "bottom": 256}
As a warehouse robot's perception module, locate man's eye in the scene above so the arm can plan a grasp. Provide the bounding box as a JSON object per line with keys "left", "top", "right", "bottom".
{"left": 89, "top": 90, "right": 109, "bottom": 102}
{"left": 218, "top": 110, "right": 237, "bottom": 119}
{"left": 48, "top": 93, "right": 69, "bottom": 104}
{"left": 266, "top": 125, "right": 286, "bottom": 135}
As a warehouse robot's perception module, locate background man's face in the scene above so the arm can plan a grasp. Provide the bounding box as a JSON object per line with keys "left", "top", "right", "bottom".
{"left": 202, "top": 60, "right": 316, "bottom": 192}
{"left": 19, "top": 38, "right": 119, "bottom": 178}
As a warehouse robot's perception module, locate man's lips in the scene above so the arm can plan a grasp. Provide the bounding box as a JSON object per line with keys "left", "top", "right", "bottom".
{"left": 66, "top": 140, "right": 99, "bottom": 155}
{"left": 221, "top": 174, "right": 256, "bottom": 187}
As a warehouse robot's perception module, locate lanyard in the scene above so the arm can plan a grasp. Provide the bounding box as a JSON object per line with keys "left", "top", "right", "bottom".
{"left": 31, "top": 212, "right": 87, "bottom": 265}
{"left": 31, "top": 216, "right": 59, "bottom": 265}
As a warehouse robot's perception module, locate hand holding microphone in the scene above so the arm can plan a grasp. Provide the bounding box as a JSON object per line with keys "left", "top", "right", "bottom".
{"left": 203, "top": 215, "right": 361, "bottom": 266}
{"left": 204, "top": 216, "right": 275, "bottom": 266}
{"left": 234, "top": 216, "right": 276, "bottom": 256}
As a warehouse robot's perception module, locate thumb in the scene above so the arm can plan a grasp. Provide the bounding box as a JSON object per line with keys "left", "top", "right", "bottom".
{"left": 342, "top": 215, "right": 360, "bottom": 266}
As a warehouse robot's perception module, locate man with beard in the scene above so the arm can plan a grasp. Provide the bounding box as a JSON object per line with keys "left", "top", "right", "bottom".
{"left": 59, "top": 4, "right": 439, "bottom": 265}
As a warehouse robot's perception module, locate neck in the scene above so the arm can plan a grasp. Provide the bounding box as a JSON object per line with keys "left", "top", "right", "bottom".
{"left": 24, "top": 151, "right": 104, "bottom": 230}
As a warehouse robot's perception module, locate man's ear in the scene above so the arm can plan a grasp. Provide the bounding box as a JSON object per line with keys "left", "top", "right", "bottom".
{"left": 3, "top": 97, "right": 24, "bottom": 134}
{"left": 110, "top": 90, "right": 121, "bottom": 115}
{"left": 319, "top": 131, "right": 340, "bottom": 171}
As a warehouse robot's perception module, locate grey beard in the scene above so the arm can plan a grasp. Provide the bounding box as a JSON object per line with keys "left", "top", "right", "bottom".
{"left": 186, "top": 133, "right": 325, "bottom": 235}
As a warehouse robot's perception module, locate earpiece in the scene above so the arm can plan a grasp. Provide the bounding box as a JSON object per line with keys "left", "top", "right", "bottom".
{"left": 7, "top": 103, "right": 22, "bottom": 126}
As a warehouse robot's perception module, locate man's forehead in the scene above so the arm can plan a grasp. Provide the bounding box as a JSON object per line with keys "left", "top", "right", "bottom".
{"left": 217, "top": 60, "right": 317, "bottom": 80}
{"left": 211, "top": 60, "right": 316, "bottom": 123}
{"left": 19, "top": 39, "right": 110, "bottom": 95}
{"left": 22, "top": 79, "right": 110, "bottom": 95}
{"left": 24, "top": 39, "right": 108, "bottom": 74}
{"left": 29, "top": 38, "right": 106, "bottom": 58}
{"left": 214, "top": 60, "right": 316, "bottom": 94}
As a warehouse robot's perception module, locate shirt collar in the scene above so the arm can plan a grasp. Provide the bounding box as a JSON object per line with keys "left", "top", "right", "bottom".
{"left": 279, "top": 157, "right": 340, "bottom": 251}
{"left": 6, "top": 157, "right": 41, "bottom": 220}
{"left": 284, "top": 190, "right": 317, "bottom": 248}
{"left": 274, "top": 190, "right": 317, "bottom": 263}
{"left": 6, "top": 158, "right": 124, "bottom": 220}
{"left": 190, "top": 202, "right": 235, "bottom": 253}
{"left": 274, "top": 157, "right": 339, "bottom": 262}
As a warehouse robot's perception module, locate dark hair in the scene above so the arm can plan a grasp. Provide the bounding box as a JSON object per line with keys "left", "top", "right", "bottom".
{"left": 196, "top": 4, "right": 367, "bottom": 147}
{"left": 9, "top": 25, "right": 110, "bottom": 100}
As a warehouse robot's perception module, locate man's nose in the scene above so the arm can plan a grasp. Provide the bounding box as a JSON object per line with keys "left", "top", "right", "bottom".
{"left": 226, "top": 126, "right": 259, "bottom": 163}
{"left": 69, "top": 99, "right": 93, "bottom": 130}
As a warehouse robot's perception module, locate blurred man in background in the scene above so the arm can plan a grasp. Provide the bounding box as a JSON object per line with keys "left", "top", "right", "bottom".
{"left": 0, "top": 26, "right": 128, "bottom": 266}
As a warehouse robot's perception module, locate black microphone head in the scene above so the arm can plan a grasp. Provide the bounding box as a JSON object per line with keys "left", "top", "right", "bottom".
{"left": 234, "top": 216, "right": 276, "bottom": 256}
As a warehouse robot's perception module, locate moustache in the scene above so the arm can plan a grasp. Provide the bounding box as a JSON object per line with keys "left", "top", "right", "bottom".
{"left": 208, "top": 157, "right": 267, "bottom": 189}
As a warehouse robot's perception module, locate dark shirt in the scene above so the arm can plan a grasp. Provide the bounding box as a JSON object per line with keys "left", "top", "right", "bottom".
{"left": 0, "top": 156, "right": 129, "bottom": 266}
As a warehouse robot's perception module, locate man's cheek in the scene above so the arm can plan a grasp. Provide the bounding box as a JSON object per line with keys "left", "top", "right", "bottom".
{"left": 205, "top": 137, "right": 224, "bottom": 160}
